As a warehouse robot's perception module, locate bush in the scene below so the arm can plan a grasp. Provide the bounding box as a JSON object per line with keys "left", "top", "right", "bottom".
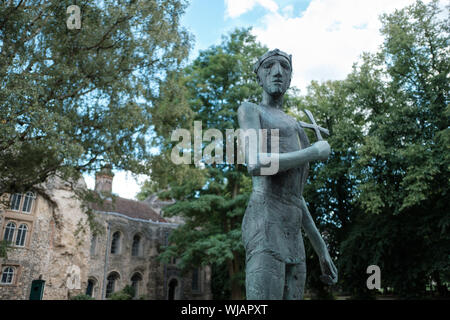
{"left": 108, "top": 285, "right": 135, "bottom": 300}
{"left": 70, "top": 294, "right": 94, "bottom": 300}
{"left": 108, "top": 291, "right": 133, "bottom": 300}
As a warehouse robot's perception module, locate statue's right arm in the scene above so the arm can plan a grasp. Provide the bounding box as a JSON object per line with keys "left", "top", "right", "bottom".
{"left": 237, "top": 102, "right": 262, "bottom": 175}
{"left": 237, "top": 102, "right": 330, "bottom": 176}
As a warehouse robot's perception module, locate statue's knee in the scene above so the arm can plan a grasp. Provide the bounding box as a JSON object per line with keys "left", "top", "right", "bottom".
{"left": 245, "top": 258, "right": 285, "bottom": 300}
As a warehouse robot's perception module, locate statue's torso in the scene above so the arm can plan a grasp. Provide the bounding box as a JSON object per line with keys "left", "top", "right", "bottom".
{"left": 252, "top": 104, "right": 310, "bottom": 200}
{"left": 242, "top": 103, "right": 310, "bottom": 264}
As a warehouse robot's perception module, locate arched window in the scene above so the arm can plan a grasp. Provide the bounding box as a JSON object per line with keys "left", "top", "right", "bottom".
{"left": 10, "top": 194, "right": 22, "bottom": 211}
{"left": 15, "top": 224, "right": 28, "bottom": 247}
{"left": 131, "top": 234, "right": 141, "bottom": 257}
{"left": 3, "top": 222, "right": 16, "bottom": 243}
{"left": 168, "top": 278, "right": 179, "bottom": 300}
{"left": 164, "top": 231, "right": 170, "bottom": 245}
{"left": 110, "top": 231, "right": 121, "bottom": 254}
{"left": 130, "top": 273, "right": 143, "bottom": 298}
{"left": 192, "top": 268, "right": 200, "bottom": 291}
{"left": 1, "top": 267, "right": 15, "bottom": 284}
{"left": 21, "top": 192, "right": 35, "bottom": 213}
{"left": 86, "top": 277, "right": 98, "bottom": 298}
{"left": 106, "top": 272, "right": 120, "bottom": 298}
{"left": 9, "top": 192, "right": 35, "bottom": 213}
{"left": 90, "top": 235, "right": 97, "bottom": 256}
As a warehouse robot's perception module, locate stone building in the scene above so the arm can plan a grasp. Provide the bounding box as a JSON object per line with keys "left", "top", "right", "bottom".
{"left": 0, "top": 171, "right": 212, "bottom": 300}
{"left": 0, "top": 176, "right": 91, "bottom": 300}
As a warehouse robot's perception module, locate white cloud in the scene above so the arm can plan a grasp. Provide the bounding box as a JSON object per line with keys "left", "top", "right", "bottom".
{"left": 225, "top": 0, "right": 279, "bottom": 19}
{"left": 281, "top": 4, "right": 294, "bottom": 17}
{"left": 251, "top": 0, "right": 436, "bottom": 91}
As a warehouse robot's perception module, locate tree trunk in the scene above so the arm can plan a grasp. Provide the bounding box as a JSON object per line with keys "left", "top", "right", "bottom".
{"left": 228, "top": 180, "right": 243, "bottom": 300}
{"left": 230, "top": 276, "right": 243, "bottom": 300}
{"left": 228, "top": 253, "right": 243, "bottom": 300}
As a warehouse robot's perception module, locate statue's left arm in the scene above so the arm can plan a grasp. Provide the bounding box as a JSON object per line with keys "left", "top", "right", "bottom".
{"left": 300, "top": 197, "right": 338, "bottom": 285}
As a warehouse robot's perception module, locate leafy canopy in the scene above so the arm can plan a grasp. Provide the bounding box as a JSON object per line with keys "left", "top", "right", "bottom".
{"left": 0, "top": 0, "right": 191, "bottom": 196}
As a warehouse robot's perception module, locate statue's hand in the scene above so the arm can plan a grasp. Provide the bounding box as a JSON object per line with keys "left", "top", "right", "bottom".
{"left": 312, "top": 140, "right": 331, "bottom": 161}
{"left": 319, "top": 251, "right": 338, "bottom": 285}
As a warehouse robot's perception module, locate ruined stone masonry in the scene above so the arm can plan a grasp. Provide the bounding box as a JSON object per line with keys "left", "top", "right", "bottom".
{"left": 0, "top": 171, "right": 211, "bottom": 300}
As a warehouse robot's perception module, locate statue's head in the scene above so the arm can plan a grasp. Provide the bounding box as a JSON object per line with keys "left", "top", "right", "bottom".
{"left": 254, "top": 49, "right": 292, "bottom": 97}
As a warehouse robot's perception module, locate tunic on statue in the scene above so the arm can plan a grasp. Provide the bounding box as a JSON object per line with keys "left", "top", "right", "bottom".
{"left": 241, "top": 104, "right": 311, "bottom": 265}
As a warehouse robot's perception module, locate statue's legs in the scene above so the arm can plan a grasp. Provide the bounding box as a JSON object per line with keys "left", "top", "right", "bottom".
{"left": 246, "top": 251, "right": 307, "bottom": 300}
{"left": 246, "top": 252, "right": 285, "bottom": 300}
{"left": 283, "top": 263, "right": 306, "bottom": 300}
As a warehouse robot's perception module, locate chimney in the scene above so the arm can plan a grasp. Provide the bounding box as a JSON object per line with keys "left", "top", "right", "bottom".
{"left": 95, "top": 165, "right": 114, "bottom": 194}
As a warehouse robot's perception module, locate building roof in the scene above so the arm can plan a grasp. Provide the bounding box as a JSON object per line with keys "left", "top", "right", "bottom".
{"left": 90, "top": 196, "right": 167, "bottom": 223}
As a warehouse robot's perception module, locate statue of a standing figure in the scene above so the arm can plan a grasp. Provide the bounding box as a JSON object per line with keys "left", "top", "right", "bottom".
{"left": 238, "top": 49, "right": 338, "bottom": 300}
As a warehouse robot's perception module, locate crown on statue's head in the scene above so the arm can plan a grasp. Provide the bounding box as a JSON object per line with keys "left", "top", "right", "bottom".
{"left": 253, "top": 48, "right": 292, "bottom": 74}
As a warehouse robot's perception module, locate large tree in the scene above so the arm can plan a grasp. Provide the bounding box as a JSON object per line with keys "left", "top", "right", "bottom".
{"left": 339, "top": 0, "right": 449, "bottom": 298}
{"left": 0, "top": 0, "right": 191, "bottom": 196}
{"left": 286, "top": 0, "right": 449, "bottom": 299}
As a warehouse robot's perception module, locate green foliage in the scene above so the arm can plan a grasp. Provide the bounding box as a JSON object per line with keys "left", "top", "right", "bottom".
{"left": 70, "top": 294, "right": 94, "bottom": 300}
{"left": 358, "top": 0, "right": 449, "bottom": 215}
{"left": 293, "top": 79, "right": 365, "bottom": 298}
{"left": 108, "top": 291, "right": 132, "bottom": 300}
{"left": 332, "top": 0, "right": 448, "bottom": 299}
{"left": 0, "top": 0, "right": 191, "bottom": 196}
{"left": 0, "top": 240, "right": 11, "bottom": 259}
{"left": 290, "top": 0, "right": 449, "bottom": 299}
{"left": 351, "top": 0, "right": 449, "bottom": 298}
{"left": 108, "top": 285, "right": 135, "bottom": 300}
{"left": 210, "top": 263, "right": 232, "bottom": 300}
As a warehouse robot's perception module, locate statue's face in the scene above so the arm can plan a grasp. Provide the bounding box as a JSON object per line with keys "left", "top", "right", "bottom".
{"left": 257, "top": 55, "right": 292, "bottom": 97}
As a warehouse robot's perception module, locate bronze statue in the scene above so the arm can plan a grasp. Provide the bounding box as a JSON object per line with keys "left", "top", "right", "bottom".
{"left": 238, "top": 49, "right": 338, "bottom": 300}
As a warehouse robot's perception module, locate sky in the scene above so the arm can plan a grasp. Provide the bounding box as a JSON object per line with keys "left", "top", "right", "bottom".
{"left": 84, "top": 0, "right": 442, "bottom": 199}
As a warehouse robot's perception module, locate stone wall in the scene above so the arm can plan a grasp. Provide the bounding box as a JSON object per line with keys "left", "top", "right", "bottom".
{"left": 87, "top": 211, "right": 212, "bottom": 300}
{"left": 0, "top": 177, "right": 212, "bottom": 300}
{"left": 0, "top": 176, "right": 91, "bottom": 300}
